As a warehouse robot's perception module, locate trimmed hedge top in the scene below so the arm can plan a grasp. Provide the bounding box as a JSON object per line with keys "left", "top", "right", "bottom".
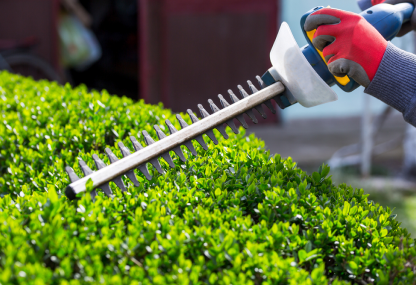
{"left": 0, "top": 72, "right": 415, "bottom": 285}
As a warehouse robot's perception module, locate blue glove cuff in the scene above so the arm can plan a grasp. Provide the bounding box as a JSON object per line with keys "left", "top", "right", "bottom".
{"left": 357, "top": 0, "right": 373, "bottom": 11}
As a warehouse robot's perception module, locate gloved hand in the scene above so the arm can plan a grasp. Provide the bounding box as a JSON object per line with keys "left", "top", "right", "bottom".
{"left": 304, "top": 8, "right": 388, "bottom": 87}
{"left": 357, "top": 0, "right": 416, "bottom": 36}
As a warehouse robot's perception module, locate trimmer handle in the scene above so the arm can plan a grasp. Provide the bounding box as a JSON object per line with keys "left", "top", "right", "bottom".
{"left": 300, "top": 3, "right": 414, "bottom": 92}
{"left": 364, "top": 2, "right": 413, "bottom": 39}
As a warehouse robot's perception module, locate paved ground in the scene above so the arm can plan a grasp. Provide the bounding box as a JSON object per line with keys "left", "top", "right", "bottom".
{"left": 247, "top": 113, "right": 408, "bottom": 171}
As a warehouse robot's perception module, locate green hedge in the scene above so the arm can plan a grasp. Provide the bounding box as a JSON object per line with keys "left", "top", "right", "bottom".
{"left": 0, "top": 72, "right": 415, "bottom": 285}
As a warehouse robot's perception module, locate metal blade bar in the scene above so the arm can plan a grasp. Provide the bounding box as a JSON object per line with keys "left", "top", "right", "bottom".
{"left": 165, "top": 119, "right": 198, "bottom": 156}
{"left": 104, "top": 148, "right": 127, "bottom": 192}
{"left": 92, "top": 154, "right": 113, "bottom": 196}
{"left": 255, "top": 76, "right": 276, "bottom": 114}
{"left": 218, "top": 94, "right": 248, "bottom": 129}
{"left": 143, "top": 130, "right": 176, "bottom": 168}
{"left": 238, "top": 84, "right": 267, "bottom": 118}
{"left": 186, "top": 109, "right": 209, "bottom": 150}
{"left": 118, "top": 142, "right": 141, "bottom": 186}
{"left": 228, "top": 89, "right": 258, "bottom": 124}
{"left": 130, "top": 136, "right": 163, "bottom": 176}
{"left": 65, "top": 82, "right": 284, "bottom": 199}
{"left": 78, "top": 160, "right": 97, "bottom": 199}
{"left": 197, "top": 104, "right": 219, "bottom": 144}
{"left": 155, "top": 125, "right": 186, "bottom": 162}
{"left": 208, "top": 99, "right": 229, "bottom": 139}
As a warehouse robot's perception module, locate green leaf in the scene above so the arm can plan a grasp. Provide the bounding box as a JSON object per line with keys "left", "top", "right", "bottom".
{"left": 298, "top": 250, "right": 307, "bottom": 262}
{"left": 215, "top": 188, "right": 222, "bottom": 197}
{"left": 312, "top": 172, "right": 321, "bottom": 184}
{"left": 343, "top": 201, "right": 351, "bottom": 216}
{"left": 305, "top": 254, "right": 320, "bottom": 262}
{"left": 349, "top": 261, "right": 358, "bottom": 271}
{"left": 85, "top": 178, "right": 94, "bottom": 193}
{"left": 384, "top": 237, "right": 393, "bottom": 244}
{"left": 320, "top": 164, "right": 330, "bottom": 178}
{"left": 47, "top": 184, "right": 58, "bottom": 203}
{"left": 305, "top": 241, "right": 313, "bottom": 253}
{"left": 349, "top": 205, "right": 357, "bottom": 215}
{"left": 205, "top": 165, "right": 212, "bottom": 177}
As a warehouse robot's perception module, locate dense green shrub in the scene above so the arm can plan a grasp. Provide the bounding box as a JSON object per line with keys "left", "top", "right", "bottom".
{"left": 0, "top": 71, "right": 415, "bottom": 284}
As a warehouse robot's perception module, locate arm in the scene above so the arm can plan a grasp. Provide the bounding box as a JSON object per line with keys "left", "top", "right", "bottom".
{"left": 366, "top": 43, "right": 416, "bottom": 126}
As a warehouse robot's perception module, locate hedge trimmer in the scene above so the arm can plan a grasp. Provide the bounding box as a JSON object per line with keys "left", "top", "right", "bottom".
{"left": 65, "top": 3, "right": 413, "bottom": 199}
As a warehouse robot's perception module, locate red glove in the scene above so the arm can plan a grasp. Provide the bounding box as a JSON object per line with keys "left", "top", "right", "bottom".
{"left": 304, "top": 8, "right": 388, "bottom": 87}
{"left": 369, "top": 0, "right": 416, "bottom": 36}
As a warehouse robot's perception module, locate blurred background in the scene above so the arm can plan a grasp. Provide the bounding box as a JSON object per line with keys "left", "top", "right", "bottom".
{"left": 0, "top": 0, "right": 415, "bottom": 236}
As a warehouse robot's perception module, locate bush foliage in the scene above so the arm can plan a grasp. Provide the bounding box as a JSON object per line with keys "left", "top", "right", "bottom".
{"left": 0, "top": 72, "right": 415, "bottom": 285}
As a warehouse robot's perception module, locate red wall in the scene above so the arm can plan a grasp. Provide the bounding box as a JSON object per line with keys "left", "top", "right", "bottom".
{"left": 0, "top": 0, "right": 60, "bottom": 71}
{"left": 139, "top": 0, "right": 281, "bottom": 123}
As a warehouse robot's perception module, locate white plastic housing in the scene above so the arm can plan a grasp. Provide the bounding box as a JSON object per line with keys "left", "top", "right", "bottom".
{"left": 270, "top": 22, "right": 338, "bottom": 108}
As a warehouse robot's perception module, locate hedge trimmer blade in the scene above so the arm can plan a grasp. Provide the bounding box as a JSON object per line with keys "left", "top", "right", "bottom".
{"left": 65, "top": 77, "right": 286, "bottom": 200}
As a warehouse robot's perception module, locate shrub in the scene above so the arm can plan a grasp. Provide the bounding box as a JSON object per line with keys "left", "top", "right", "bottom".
{"left": 0, "top": 71, "right": 415, "bottom": 285}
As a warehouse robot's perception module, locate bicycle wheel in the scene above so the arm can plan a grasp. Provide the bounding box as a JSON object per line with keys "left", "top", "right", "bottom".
{"left": 3, "top": 53, "right": 62, "bottom": 83}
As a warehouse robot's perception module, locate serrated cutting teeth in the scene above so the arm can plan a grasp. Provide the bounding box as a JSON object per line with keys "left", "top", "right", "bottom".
{"left": 65, "top": 166, "right": 80, "bottom": 183}
{"left": 228, "top": 89, "right": 258, "bottom": 124}
{"left": 64, "top": 76, "right": 286, "bottom": 199}
{"left": 197, "top": 104, "right": 219, "bottom": 145}
{"left": 176, "top": 113, "right": 206, "bottom": 152}
{"left": 187, "top": 109, "right": 215, "bottom": 147}
{"left": 92, "top": 154, "right": 113, "bottom": 196}
{"left": 238, "top": 84, "right": 267, "bottom": 119}
{"left": 196, "top": 110, "right": 219, "bottom": 145}
{"left": 208, "top": 99, "right": 229, "bottom": 139}
{"left": 186, "top": 110, "right": 209, "bottom": 150}
{"left": 118, "top": 142, "right": 141, "bottom": 187}
{"left": 130, "top": 136, "right": 162, "bottom": 177}
{"left": 219, "top": 94, "right": 248, "bottom": 129}
{"left": 155, "top": 125, "right": 187, "bottom": 162}
{"left": 217, "top": 94, "right": 239, "bottom": 134}
{"left": 78, "top": 159, "right": 97, "bottom": 198}
{"left": 166, "top": 119, "right": 197, "bottom": 156}
{"left": 256, "top": 76, "right": 277, "bottom": 114}
{"left": 143, "top": 130, "right": 176, "bottom": 168}
{"left": 104, "top": 148, "right": 128, "bottom": 192}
